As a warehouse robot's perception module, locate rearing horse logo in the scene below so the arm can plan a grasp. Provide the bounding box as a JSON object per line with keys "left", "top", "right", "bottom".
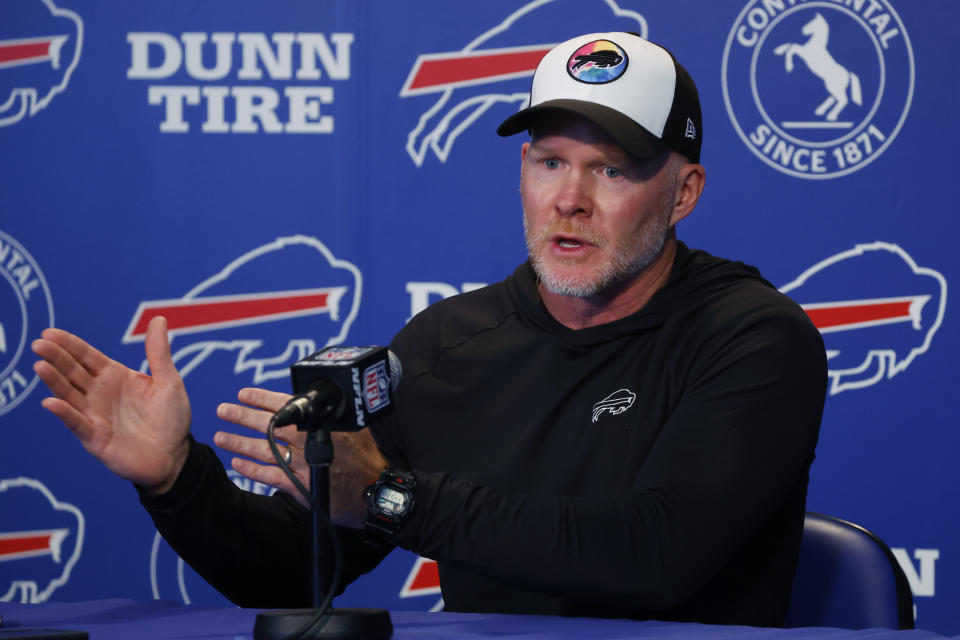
{"left": 773, "top": 13, "right": 862, "bottom": 123}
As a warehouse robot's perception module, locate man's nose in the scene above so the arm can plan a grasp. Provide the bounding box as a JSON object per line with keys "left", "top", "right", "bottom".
{"left": 554, "top": 169, "right": 592, "bottom": 217}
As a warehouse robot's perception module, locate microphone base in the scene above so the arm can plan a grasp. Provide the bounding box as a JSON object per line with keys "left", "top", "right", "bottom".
{"left": 253, "top": 607, "right": 392, "bottom": 639}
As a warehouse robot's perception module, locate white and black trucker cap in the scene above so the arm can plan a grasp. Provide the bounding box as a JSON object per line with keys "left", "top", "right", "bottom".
{"left": 497, "top": 32, "right": 702, "bottom": 163}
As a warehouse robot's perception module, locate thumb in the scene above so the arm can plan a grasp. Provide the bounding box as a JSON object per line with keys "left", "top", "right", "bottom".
{"left": 144, "top": 316, "right": 179, "bottom": 382}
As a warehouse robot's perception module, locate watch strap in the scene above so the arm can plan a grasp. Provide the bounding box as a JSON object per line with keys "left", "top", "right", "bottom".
{"left": 363, "top": 468, "right": 416, "bottom": 546}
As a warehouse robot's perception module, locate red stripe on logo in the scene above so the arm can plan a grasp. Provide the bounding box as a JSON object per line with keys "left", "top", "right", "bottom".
{"left": 128, "top": 291, "right": 333, "bottom": 338}
{"left": 0, "top": 533, "right": 54, "bottom": 558}
{"left": 407, "top": 47, "right": 551, "bottom": 92}
{"left": 0, "top": 40, "right": 53, "bottom": 65}
{"left": 803, "top": 299, "right": 918, "bottom": 331}
{"left": 407, "top": 558, "right": 440, "bottom": 592}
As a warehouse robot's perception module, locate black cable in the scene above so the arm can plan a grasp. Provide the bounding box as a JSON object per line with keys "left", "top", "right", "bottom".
{"left": 267, "top": 417, "right": 313, "bottom": 507}
{"left": 266, "top": 416, "right": 345, "bottom": 640}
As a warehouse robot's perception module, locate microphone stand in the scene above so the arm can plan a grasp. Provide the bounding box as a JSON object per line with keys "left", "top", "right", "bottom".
{"left": 253, "top": 424, "right": 393, "bottom": 640}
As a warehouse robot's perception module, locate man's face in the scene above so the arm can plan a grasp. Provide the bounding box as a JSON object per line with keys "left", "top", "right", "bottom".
{"left": 521, "top": 113, "right": 679, "bottom": 299}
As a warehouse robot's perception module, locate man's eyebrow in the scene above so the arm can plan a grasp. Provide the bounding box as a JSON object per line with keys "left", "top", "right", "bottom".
{"left": 527, "top": 137, "right": 559, "bottom": 151}
{"left": 528, "top": 139, "right": 628, "bottom": 163}
{"left": 525, "top": 141, "right": 563, "bottom": 158}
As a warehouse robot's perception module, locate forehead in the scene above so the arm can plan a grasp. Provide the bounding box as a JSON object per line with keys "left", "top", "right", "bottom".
{"left": 528, "top": 111, "right": 623, "bottom": 152}
{"left": 527, "top": 111, "right": 669, "bottom": 174}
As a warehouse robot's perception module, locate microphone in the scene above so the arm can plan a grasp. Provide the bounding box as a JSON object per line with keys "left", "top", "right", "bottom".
{"left": 272, "top": 346, "right": 402, "bottom": 431}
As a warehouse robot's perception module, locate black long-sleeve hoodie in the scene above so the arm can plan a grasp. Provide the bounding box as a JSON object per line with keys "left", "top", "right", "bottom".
{"left": 141, "top": 242, "right": 827, "bottom": 626}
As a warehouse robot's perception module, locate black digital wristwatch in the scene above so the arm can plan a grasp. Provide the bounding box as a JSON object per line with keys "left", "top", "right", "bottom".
{"left": 363, "top": 469, "right": 417, "bottom": 545}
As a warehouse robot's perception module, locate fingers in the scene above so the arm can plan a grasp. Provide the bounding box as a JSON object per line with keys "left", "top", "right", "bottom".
{"left": 216, "top": 402, "right": 273, "bottom": 434}
{"left": 144, "top": 316, "right": 180, "bottom": 383}
{"left": 39, "top": 396, "right": 94, "bottom": 444}
{"left": 228, "top": 458, "right": 307, "bottom": 507}
{"left": 31, "top": 337, "right": 96, "bottom": 395}
{"left": 33, "top": 356, "right": 91, "bottom": 414}
{"left": 216, "top": 388, "right": 303, "bottom": 444}
{"left": 219, "top": 430, "right": 309, "bottom": 509}
{"left": 35, "top": 327, "right": 112, "bottom": 376}
{"left": 215, "top": 402, "right": 304, "bottom": 445}
{"left": 214, "top": 430, "right": 295, "bottom": 466}
{"left": 236, "top": 387, "right": 292, "bottom": 413}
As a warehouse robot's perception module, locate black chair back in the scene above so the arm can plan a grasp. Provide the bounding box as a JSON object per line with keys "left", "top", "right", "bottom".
{"left": 785, "top": 512, "right": 914, "bottom": 629}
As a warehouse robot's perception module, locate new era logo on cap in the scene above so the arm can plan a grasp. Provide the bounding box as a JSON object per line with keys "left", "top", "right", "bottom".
{"left": 497, "top": 32, "right": 702, "bottom": 163}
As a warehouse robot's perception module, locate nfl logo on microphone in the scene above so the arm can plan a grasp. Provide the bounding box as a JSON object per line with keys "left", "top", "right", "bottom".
{"left": 364, "top": 361, "right": 391, "bottom": 413}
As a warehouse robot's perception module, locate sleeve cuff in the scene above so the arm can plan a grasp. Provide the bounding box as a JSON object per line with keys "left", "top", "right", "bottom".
{"left": 136, "top": 435, "right": 211, "bottom": 513}
{"left": 388, "top": 468, "right": 443, "bottom": 551}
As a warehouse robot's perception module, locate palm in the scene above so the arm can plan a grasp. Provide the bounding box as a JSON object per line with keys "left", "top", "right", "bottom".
{"left": 83, "top": 360, "right": 190, "bottom": 486}
{"left": 33, "top": 317, "right": 192, "bottom": 492}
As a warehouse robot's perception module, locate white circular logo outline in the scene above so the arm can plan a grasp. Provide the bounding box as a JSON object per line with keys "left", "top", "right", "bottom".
{"left": 0, "top": 268, "right": 29, "bottom": 382}
{"left": 721, "top": 0, "right": 915, "bottom": 179}
{"left": 0, "top": 230, "right": 55, "bottom": 417}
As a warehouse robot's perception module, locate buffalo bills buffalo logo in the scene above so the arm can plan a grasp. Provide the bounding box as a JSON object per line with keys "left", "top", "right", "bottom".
{"left": 0, "top": 0, "right": 82, "bottom": 127}
{"left": 400, "top": 0, "right": 649, "bottom": 166}
{"left": 592, "top": 388, "right": 637, "bottom": 423}
{"left": 567, "top": 40, "right": 627, "bottom": 84}
{"left": 0, "top": 477, "right": 84, "bottom": 603}
{"left": 780, "top": 242, "right": 945, "bottom": 395}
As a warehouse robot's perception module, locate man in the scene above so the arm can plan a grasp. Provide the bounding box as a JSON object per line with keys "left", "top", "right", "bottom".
{"left": 32, "top": 33, "right": 826, "bottom": 625}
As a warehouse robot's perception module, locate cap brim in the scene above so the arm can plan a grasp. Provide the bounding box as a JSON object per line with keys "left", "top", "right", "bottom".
{"left": 496, "top": 99, "right": 669, "bottom": 160}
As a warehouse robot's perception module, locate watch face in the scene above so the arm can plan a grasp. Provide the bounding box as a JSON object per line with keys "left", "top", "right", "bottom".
{"left": 376, "top": 486, "right": 407, "bottom": 516}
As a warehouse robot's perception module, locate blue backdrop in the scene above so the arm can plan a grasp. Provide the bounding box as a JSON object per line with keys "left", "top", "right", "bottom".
{"left": 1, "top": 0, "right": 955, "bottom": 632}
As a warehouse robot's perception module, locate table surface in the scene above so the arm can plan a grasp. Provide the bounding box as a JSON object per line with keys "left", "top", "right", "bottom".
{"left": 0, "top": 599, "right": 955, "bottom": 640}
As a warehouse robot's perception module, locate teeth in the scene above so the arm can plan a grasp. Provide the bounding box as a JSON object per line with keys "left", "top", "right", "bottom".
{"left": 558, "top": 239, "right": 582, "bottom": 248}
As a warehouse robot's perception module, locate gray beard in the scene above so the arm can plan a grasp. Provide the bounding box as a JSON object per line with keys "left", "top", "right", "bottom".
{"left": 523, "top": 185, "right": 675, "bottom": 299}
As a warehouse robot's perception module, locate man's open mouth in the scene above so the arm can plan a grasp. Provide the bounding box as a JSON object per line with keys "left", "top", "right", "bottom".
{"left": 557, "top": 237, "right": 583, "bottom": 248}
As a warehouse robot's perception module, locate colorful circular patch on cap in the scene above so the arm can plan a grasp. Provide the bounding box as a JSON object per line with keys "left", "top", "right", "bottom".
{"left": 567, "top": 40, "right": 628, "bottom": 84}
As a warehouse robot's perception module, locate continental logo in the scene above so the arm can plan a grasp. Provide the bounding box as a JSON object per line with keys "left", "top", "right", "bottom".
{"left": 0, "top": 231, "right": 54, "bottom": 417}
{"left": 722, "top": 0, "right": 914, "bottom": 179}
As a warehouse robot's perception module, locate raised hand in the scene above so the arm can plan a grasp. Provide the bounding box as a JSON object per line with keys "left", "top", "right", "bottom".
{"left": 31, "top": 316, "right": 192, "bottom": 494}
{"left": 213, "top": 387, "right": 309, "bottom": 503}
{"left": 215, "top": 387, "right": 387, "bottom": 526}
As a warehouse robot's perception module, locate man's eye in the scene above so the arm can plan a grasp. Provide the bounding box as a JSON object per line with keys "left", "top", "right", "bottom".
{"left": 604, "top": 166, "right": 622, "bottom": 179}
{"left": 543, "top": 159, "right": 560, "bottom": 170}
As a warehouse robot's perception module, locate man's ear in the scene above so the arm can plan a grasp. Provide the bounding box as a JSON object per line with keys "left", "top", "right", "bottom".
{"left": 670, "top": 163, "right": 705, "bottom": 227}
